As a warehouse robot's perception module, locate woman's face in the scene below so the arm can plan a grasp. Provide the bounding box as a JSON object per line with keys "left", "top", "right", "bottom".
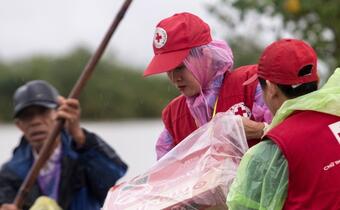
{"left": 167, "top": 65, "right": 201, "bottom": 97}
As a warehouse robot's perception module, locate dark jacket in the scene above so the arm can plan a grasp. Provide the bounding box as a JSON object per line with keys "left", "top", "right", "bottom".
{"left": 0, "top": 129, "right": 128, "bottom": 210}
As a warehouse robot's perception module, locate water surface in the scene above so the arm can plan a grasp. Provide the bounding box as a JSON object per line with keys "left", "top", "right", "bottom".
{"left": 0, "top": 120, "right": 162, "bottom": 182}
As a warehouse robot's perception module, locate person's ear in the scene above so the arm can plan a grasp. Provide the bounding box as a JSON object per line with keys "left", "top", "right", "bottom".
{"left": 265, "top": 80, "right": 279, "bottom": 99}
{"left": 15, "top": 119, "right": 25, "bottom": 133}
{"left": 167, "top": 70, "right": 174, "bottom": 81}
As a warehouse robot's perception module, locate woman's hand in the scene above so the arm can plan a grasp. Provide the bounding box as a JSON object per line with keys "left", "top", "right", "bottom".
{"left": 241, "top": 117, "right": 266, "bottom": 139}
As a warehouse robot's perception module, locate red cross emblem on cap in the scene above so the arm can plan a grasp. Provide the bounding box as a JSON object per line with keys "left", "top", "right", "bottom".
{"left": 228, "top": 102, "right": 251, "bottom": 118}
{"left": 153, "top": 27, "right": 167, "bottom": 49}
{"left": 155, "top": 33, "right": 162, "bottom": 43}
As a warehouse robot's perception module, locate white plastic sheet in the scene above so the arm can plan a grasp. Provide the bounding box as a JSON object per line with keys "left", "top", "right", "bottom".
{"left": 103, "top": 112, "right": 248, "bottom": 210}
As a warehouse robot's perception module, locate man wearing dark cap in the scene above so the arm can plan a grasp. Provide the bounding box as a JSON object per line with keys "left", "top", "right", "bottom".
{"left": 227, "top": 39, "right": 340, "bottom": 209}
{"left": 0, "top": 80, "right": 128, "bottom": 210}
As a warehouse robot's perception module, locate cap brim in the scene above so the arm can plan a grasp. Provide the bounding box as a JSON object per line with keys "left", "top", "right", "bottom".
{"left": 242, "top": 73, "right": 258, "bottom": 86}
{"left": 144, "top": 49, "right": 190, "bottom": 76}
{"left": 14, "top": 101, "right": 58, "bottom": 118}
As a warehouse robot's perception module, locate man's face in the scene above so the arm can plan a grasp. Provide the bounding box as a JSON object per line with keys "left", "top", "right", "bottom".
{"left": 15, "top": 106, "right": 57, "bottom": 152}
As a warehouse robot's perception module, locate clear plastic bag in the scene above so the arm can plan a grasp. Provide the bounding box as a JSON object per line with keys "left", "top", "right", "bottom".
{"left": 103, "top": 112, "right": 248, "bottom": 210}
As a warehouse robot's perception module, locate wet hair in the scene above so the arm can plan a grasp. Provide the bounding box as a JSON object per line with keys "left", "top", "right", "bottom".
{"left": 258, "top": 65, "right": 318, "bottom": 99}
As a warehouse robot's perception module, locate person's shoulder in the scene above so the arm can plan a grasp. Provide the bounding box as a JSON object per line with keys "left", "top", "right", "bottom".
{"left": 169, "top": 94, "right": 186, "bottom": 104}
{"left": 163, "top": 95, "right": 186, "bottom": 110}
{"left": 1, "top": 139, "right": 33, "bottom": 179}
{"left": 245, "top": 140, "right": 281, "bottom": 161}
{"left": 10, "top": 137, "right": 31, "bottom": 159}
{"left": 162, "top": 95, "right": 189, "bottom": 122}
{"left": 230, "top": 64, "right": 257, "bottom": 77}
{"left": 223, "top": 65, "right": 258, "bottom": 92}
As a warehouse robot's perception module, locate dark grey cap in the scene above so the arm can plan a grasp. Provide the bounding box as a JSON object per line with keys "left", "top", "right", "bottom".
{"left": 13, "top": 80, "right": 59, "bottom": 118}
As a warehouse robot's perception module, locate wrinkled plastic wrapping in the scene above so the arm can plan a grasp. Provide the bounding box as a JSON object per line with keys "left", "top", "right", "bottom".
{"left": 103, "top": 112, "right": 248, "bottom": 210}
{"left": 226, "top": 141, "right": 288, "bottom": 209}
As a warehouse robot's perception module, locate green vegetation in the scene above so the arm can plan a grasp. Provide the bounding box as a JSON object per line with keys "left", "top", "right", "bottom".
{"left": 207, "top": 0, "right": 339, "bottom": 76}
{"left": 0, "top": 48, "right": 178, "bottom": 122}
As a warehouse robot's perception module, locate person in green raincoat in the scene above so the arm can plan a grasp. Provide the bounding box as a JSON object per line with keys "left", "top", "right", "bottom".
{"left": 227, "top": 39, "right": 340, "bottom": 209}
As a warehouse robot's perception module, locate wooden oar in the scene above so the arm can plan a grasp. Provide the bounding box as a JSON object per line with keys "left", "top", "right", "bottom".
{"left": 14, "top": 0, "right": 133, "bottom": 208}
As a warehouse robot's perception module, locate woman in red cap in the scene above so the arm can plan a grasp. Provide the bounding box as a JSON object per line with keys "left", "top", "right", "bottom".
{"left": 144, "top": 12, "right": 272, "bottom": 160}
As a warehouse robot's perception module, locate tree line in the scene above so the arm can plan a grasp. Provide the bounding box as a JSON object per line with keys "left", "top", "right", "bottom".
{"left": 207, "top": 0, "right": 339, "bottom": 76}
{"left": 0, "top": 47, "right": 178, "bottom": 122}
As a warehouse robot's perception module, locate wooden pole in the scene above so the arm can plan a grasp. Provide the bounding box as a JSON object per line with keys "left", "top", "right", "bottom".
{"left": 14, "top": 0, "right": 133, "bottom": 208}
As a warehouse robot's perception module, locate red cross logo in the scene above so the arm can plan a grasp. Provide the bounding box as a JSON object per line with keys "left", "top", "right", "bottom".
{"left": 235, "top": 107, "right": 247, "bottom": 117}
{"left": 228, "top": 102, "right": 251, "bottom": 118}
{"left": 153, "top": 27, "right": 167, "bottom": 48}
{"left": 155, "top": 33, "right": 162, "bottom": 43}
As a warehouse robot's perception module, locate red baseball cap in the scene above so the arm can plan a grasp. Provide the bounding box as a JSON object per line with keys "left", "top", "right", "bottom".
{"left": 144, "top": 12, "right": 212, "bottom": 76}
{"left": 243, "top": 39, "right": 319, "bottom": 86}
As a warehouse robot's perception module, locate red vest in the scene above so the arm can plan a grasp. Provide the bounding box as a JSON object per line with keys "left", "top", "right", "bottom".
{"left": 162, "top": 65, "right": 259, "bottom": 147}
{"left": 266, "top": 111, "right": 340, "bottom": 210}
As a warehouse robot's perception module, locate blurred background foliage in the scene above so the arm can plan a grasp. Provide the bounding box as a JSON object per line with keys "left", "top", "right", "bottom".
{"left": 207, "top": 0, "right": 339, "bottom": 77}
{"left": 0, "top": 47, "right": 178, "bottom": 122}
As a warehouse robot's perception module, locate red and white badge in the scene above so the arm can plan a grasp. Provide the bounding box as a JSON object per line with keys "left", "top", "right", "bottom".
{"left": 228, "top": 102, "right": 251, "bottom": 118}
{"left": 153, "top": 27, "right": 167, "bottom": 49}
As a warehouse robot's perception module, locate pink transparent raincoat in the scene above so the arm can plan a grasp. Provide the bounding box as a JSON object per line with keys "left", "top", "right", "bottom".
{"left": 102, "top": 112, "right": 248, "bottom": 210}
{"left": 156, "top": 40, "right": 272, "bottom": 159}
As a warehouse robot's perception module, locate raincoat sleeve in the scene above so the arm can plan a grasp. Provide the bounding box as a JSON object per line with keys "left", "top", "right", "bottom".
{"left": 227, "top": 140, "right": 288, "bottom": 210}
{"left": 155, "top": 128, "right": 174, "bottom": 160}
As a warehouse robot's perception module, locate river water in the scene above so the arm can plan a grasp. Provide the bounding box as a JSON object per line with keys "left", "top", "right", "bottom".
{"left": 0, "top": 120, "right": 162, "bottom": 183}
